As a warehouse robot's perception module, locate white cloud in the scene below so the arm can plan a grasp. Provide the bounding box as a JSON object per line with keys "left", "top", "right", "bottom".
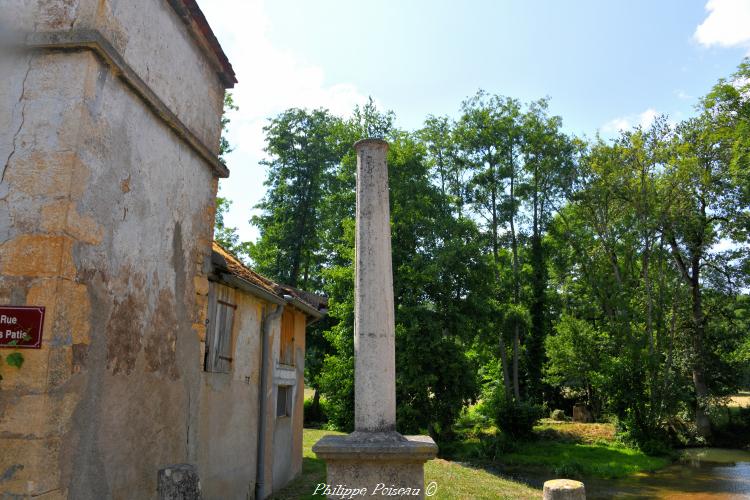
{"left": 638, "top": 108, "right": 658, "bottom": 129}
{"left": 601, "top": 108, "right": 659, "bottom": 134}
{"left": 198, "top": 0, "right": 369, "bottom": 243}
{"left": 694, "top": 0, "right": 750, "bottom": 54}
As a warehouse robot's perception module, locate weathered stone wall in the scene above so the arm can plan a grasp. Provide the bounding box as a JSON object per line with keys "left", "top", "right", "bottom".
{"left": 270, "top": 310, "right": 306, "bottom": 492}
{"left": 196, "top": 285, "right": 263, "bottom": 500}
{"left": 0, "top": 1, "right": 229, "bottom": 498}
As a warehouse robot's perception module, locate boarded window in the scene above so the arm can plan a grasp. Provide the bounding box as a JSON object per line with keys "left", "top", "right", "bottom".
{"left": 205, "top": 283, "right": 236, "bottom": 373}
{"left": 279, "top": 310, "right": 295, "bottom": 366}
{"left": 276, "top": 385, "right": 292, "bottom": 417}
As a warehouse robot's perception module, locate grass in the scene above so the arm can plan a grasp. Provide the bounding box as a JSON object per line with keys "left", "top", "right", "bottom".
{"left": 500, "top": 441, "right": 669, "bottom": 479}
{"left": 272, "top": 418, "right": 672, "bottom": 498}
{"left": 519, "top": 421, "right": 669, "bottom": 478}
{"left": 534, "top": 419, "right": 616, "bottom": 444}
{"left": 271, "top": 428, "right": 541, "bottom": 499}
{"left": 729, "top": 391, "right": 750, "bottom": 408}
{"left": 448, "top": 418, "right": 670, "bottom": 480}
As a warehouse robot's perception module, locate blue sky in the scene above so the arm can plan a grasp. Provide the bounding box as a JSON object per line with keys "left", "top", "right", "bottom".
{"left": 200, "top": 0, "right": 750, "bottom": 243}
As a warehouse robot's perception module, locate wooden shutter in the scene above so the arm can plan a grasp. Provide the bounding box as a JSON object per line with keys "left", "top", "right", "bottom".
{"left": 280, "top": 310, "right": 295, "bottom": 366}
{"left": 206, "top": 282, "right": 236, "bottom": 373}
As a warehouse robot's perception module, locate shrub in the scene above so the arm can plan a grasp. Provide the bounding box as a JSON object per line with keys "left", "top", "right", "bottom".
{"left": 492, "top": 397, "right": 543, "bottom": 439}
{"left": 475, "top": 432, "right": 517, "bottom": 460}
{"left": 550, "top": 409, "right": 566, "bottom": 421}
{"left": 303, "top": 396, "right": 329, "bottom": 427}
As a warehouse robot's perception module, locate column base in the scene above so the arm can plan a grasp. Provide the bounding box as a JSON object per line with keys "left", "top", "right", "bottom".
{"left": 312, "top": 431, "right": 438, "bottom": 499}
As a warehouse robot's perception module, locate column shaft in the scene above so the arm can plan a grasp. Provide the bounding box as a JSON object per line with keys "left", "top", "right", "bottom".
{"left": 354, "top": 138, "right": 396, "bottom": 432}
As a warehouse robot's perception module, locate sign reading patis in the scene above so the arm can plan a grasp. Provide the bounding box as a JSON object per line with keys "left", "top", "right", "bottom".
{"left": 0, "top": 306, "right": 45, "bottom": 349}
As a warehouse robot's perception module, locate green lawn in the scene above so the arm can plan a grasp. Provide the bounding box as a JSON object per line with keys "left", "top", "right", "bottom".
{"left": 271, "top": 428, "right": 540, "bottom": 499}
{"left": 454, "top": 420, "right": 670, "bottom": 479}
{"left": 500, "top": 441, "right": 668, "bottom": 479}
{"left": 272, "top": 422, "right": 671, "bottom": 498}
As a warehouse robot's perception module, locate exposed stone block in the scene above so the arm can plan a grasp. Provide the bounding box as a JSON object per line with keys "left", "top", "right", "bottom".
{"left": 193, "top": 276, "right": 209, "bottom": 296}
{"left": 0, "top": 234, "right": 76, "bottom": 279}
{"left": 0, "top": 437, "right": 61, "bottom": 495}
{"left": 157, "top": 464, "right": 202, "bottom": 500}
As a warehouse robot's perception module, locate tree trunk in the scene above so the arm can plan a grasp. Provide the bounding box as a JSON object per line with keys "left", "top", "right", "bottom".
{"left": 513, "top": 323, "right": 520, "bottom": 400}
{"left": 509, "top": 157, "right": 521, "bottom": 400}
{"left": 499, "top": 334, "right": 512, "bottom": 396}
{"left": 528, "top": 185, "right": 545, "bottom": 402}
{"left": 490, "top": 160, "right": 511, "bottom": 396}
{"left": 690, "top": 262, "right": 712, "bottom": 439}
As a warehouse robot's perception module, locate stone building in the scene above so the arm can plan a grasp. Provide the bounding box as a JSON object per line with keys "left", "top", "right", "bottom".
{"left": 206, "top": 243, "right": 325, "bottom": 499}
{"left": 0, "top": 1, "right": 323, "bottom": 498}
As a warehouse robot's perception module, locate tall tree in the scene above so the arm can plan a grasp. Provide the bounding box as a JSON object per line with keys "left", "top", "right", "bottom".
{"left": 214, "top": 92, "right": 251, "bottom": 260}
{"left": 519, "top": 99, "right": 576, "bottom": 401}
{"left": 250, "top": 108, "right": 345, "bottom": 289}
{"left": 659, "top": 113, "right": 745, "bottom": 438}
{"left": 455, "top": 91, "right": 522, "bottom": 397}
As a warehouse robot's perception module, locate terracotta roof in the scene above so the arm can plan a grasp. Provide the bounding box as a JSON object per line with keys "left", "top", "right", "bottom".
{"left": 211, "top": 242, "right": 328, "bottom": 317}
{"left": 167, "top": 0, "right": 237, "bottom": 87}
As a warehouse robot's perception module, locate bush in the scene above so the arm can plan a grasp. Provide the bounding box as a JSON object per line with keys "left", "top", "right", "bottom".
{"left": 491, "top": 397, "right": 543, "bottom": 439}
{"left": 304, "top": 396, "right": 329, "bottom": 427}
{"left": 472, "top": 432, "right": 517, "bottom": 460}
{"left": 712, "top": 406, "right": 750, "bottom": 449}
{"left": 550, "top": 409, "right": 566, "bottom": 421}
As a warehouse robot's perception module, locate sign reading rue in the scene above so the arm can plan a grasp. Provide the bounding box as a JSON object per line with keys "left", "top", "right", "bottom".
{"left": 0, "top": 306, "right": 45, "bottom": 349}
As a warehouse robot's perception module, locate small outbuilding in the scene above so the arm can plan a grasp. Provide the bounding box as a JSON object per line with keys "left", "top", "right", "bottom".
{"left": 201, "top": 242, "right": 326, "bottom": 499}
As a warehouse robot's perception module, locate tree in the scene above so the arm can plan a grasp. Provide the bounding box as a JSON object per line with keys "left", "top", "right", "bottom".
{"left": 214, "top": 92, "right": 251, "bottom": 260}
{"left": 455, "top": 91, "right": 522, "bottom": 398}
{"left": 519, "top": 99, "right": 576, "bottom": 402}
{"left": 659, "top": 112, "right": 746, "bottom": 438}
{"left": 319, "top": 106, "right": 491, "bottom": 440}
{"left": 250, "top": 108, "right": 346, "bottom": 289}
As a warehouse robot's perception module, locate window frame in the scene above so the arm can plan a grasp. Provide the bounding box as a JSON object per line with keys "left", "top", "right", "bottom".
{"left": 276, "top": 385, "right": 292, "bottom": 418}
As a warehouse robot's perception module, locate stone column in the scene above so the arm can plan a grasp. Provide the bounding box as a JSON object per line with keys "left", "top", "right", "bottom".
{"left": 313, "top": 139, "right": 437, "bottom": 499}
{"left": 354, "top": 139, "right": 396, "bottom": 432}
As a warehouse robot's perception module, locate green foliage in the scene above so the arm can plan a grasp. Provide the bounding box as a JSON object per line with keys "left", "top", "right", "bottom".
{"left": 5, "top": 352, "right": 24, "bottom": 369}
{"left": 214, "top": 196, "right": 251, "bottom": 261}
{"left": 251, "top": 60, "right": 750, "bottom": 453}
{"left": 502, "top": 441, "right": 668, "bottom": 479}
{"left": 303, "top": 397, "right": 329, "bottom": 427}
{"left": 219, "top": 92, "right": 238, "bottom": 164}
{"left": 481, "top": 386, "right": 543, "bottom": 439}
{"left": 250, "top": 108, "right": 348, "bottom": 289}
{"left": 214, "top": 92, "right": 251, "bottom": 261}
{"left": 493, "top": 398, "right": 543, "bottom": 439}
{"left": 550, "top": 409, "right": 566, "bottom": 421}
{"left": 544, "top": 314, "right": 609, "bottom": 412}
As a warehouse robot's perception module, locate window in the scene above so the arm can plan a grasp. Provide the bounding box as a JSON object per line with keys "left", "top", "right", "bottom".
{"left": 276, "top": 385, "right": 292, "bottom": 417}
{"left": 205, "top": 283, "right": 236, "bottom": 373}
{"left": 279, "top": 310, "right": 295, "bottom": 366}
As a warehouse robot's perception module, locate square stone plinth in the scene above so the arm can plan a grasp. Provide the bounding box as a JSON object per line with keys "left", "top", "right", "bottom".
{"left": 312, "top": 431, "right": 438, "bottom": 499}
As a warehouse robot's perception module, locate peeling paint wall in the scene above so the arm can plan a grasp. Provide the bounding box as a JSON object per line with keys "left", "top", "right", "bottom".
{"left": 270, "top": 310, "right": 306, "bottom": 492}
{"left": 197, "top": 284, "right": 262, "bottom": 500}
{"left": 0, "top": 1, "right": 228, "bottom": 498}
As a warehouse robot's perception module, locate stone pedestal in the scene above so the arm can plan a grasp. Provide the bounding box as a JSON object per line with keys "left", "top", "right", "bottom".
{"left": 313, "top": 433, "right": 437, "bottom": 499}
{"left": 312, "top": 139, "right": 437, "bottom": 498}
{"left": 543, "top": 479, "right": 586, "bottom": 500}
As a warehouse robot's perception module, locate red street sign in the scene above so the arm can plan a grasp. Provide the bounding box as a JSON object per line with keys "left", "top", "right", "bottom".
{"left": 0, "top": 306, "right": 45, "bottom": 349}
